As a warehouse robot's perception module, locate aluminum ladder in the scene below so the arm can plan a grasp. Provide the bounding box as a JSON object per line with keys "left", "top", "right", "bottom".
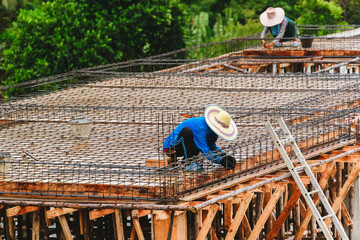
{"left": 265, "top": 118, "right": 349, "bottom": 240}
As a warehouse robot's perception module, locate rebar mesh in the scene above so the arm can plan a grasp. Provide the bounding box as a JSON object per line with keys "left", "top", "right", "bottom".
{"left": 1, "top": 25, "right": 360, "bottom": 201}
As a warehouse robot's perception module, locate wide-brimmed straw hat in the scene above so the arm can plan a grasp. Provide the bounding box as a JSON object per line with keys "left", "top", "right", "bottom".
{"left": 205, "top": 105, "right": 238, "bottom": 141}
{"left": 260, "top": 7, "right": 285, "bottom": 27}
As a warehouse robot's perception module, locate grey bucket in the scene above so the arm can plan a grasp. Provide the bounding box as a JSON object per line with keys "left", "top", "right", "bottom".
{"left": 300, "top": 35, "right": 315, "bottom": 48}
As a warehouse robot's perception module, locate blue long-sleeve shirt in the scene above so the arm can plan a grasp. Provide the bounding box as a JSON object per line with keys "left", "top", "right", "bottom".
{"left": 163, "top": 117, "right": 224, "bottom": 163}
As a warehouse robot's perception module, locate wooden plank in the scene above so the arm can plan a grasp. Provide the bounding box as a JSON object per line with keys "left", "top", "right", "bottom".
{"left": 175, "top": 212, "right": 188, "bottom": 240}
{"left": 89, "top": 209, "right": 115, "bottom": 220}
{"left": 243, "top": 49, "right": 360, "bottom": 58}
{"left": 114, "top": 209, "right": 125, "bottom": 240}
{"left": 265, "top": 188, "right": 302, "bottom": 240}
{"left": 58, "top": 215, "right": 73, "bottom": 240}
{"left": 6, "top": 206, "right": 40, "bottom": 217}
{"left": 32, "top": 211, "right": 40, "bottom": 240}
{"left": 154, "top": 211, "right": 172, "bottom": 240}
{"left": 260, "top": 175, "right": 310, "bottom": 185}
{"left": 138, "top": 209, "right": 151, "bottom": 218}
{"left": 145, "top": 157, "right": 170, "bottom": 167}
{"left": 132, "top": 210, "right": 145, "bottom": 240}
{"left": 247, "top": 185, "right": 286, "bottom": 240}
{"left": 225, "top": 192, "right": 254, "bottom": 240}
{"left": 196, "top": 204, "right": 219, "bottom": 240}
{"left": 46, "top": 208, "right": 78, "bottom": 219}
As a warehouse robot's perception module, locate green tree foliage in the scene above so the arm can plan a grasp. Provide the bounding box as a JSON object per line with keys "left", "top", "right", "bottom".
{"left": 1, "top": 0, "right": 186, "bottom": 86}
{"left": 294, "top": 0, "right": 345, "bottom": 26}
{"left": 340, "top": 0, "right": 360, "bottom": 24}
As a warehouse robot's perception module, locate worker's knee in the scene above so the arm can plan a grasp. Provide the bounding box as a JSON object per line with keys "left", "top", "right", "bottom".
{"left": 180, "top": 127, "right": 194, "bottom": 138}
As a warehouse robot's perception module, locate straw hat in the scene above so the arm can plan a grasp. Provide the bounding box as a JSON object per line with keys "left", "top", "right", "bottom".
{"left": 259, "top": 7, "right": 285, "bottom": 27}
{"left": 204, "top": 105, "right": 238, "bottom": 141}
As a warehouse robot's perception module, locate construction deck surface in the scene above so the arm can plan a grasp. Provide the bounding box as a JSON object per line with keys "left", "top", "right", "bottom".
{"left": 1, "top": 40, "right": 360, "bottom": 200}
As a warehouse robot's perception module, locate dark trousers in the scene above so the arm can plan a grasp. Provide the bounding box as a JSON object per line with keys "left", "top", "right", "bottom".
{"left": 271, "top": 20, "right": 297, "bottom": 42}
{"left": 169, "top": 127, "right": 200, "bottom": 160}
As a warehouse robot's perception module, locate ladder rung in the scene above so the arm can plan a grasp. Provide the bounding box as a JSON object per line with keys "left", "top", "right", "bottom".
{"left": 322, "top": 214, "right": 334, "bottom": 220}
{"left": 279, "top": 139, "right": 293, "bottom": 146}
{"left": 308, "top": 189, "right": 320, "bottom": 195}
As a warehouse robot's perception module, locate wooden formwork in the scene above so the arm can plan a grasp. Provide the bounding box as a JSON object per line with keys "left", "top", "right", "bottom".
{"left": 1, "top": 44, "right": 360, "bottom": 239}
{"left": 0, "top": 141, "right": 359, "bottom": 239}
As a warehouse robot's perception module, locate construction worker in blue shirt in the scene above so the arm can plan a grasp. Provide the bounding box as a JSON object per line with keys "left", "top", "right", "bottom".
{"left": 163, "top": 105, "right": 238, "bottom": 170}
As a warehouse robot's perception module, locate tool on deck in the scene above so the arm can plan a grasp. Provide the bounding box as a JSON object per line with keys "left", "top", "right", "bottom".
{"left": 265, "top": 118, "right": 349, "bottom": 240}
{"left": 23, "top": 150, "right": 39, "bottom": 161}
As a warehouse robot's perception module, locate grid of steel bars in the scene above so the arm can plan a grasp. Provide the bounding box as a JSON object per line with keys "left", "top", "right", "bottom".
{"left": 0, "top": 25, "right": 360, "bottom": 201}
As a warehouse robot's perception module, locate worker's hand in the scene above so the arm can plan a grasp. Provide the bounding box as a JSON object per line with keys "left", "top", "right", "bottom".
{"left": 220, "top": 156, "right": 236, "bottom": 170}
{"left": 265, "top": 42, "right": 274, "bottom": 49}
{"left": 262, "top": 40, "right": 266, "bottom": 48}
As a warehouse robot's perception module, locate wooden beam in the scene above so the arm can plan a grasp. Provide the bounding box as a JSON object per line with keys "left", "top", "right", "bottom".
{"left": 225, "top": 192, "right": 254, "bottom": 240}
{"left": 224, "top": 199, "right": 233, "bottom": 230}
{"left": 6, "top": 206, "right": 40, "bottom": 217}
{"left": 175, "top": 212, "right": 188, "bottom": 240}
{"left": 46, "top": 207, "right": 78, "bottom": 219}
{"left": 89, "top": 209, "right": 115, "bottom": 220}
{"left": 130, "top": 225, "right": 136, "bottom": 240}
{"left": 325, "top": 162, "right": 360, "bottom": 227}
{"left": 132, "top": 210, "right": 145, "bottom": 240}
{"left": 242, "top": 214, "right": 252, "bottom": 237}
{"left": 196, "top": 204, "right": 220, "bottom": 240}
{"left": 5, "top": 215, "right": 15, "bottom": 240}
{"left": 327, "top": 197, "right": 353, "bottom": 227}
{"left": 294, "top": 162, "right": 336, "bottom": 240}
{"left": 79, "top": 210, "right": 84, "bottom": 235}
{"left": 32, "top": 210, "right": 40, "bottom": 240}
{"left": 247, "top": 185, "right": 286, "bottom": 240}
{"left": 266, "top": 188, "right": 302, "bottom": 240}
{"left": 299, "top": 199, "right": 307, "bottom": 219}
{"left": 319, "top": 154, "right": 360, "bottom": 163}
{"left": 114, "top": 209, "right": 125, "bottom": 240}
{"left": 153, "top": 210, "right": 182, "bottom": 221}
{"left": 328, "top": 177, "right": 353, "bottom": 226}
{"left": 211, "top": 227, "right": 219, "bottom": 240}
{"left": 58, "top": 215, "right": 73, "bottom": 240}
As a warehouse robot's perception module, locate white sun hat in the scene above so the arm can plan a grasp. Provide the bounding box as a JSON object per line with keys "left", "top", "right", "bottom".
{"left": 204, "top": 104, "right": 238, "bottom": 141}
{"left": 259, "top": 7, "right": 285, "bottom": 27}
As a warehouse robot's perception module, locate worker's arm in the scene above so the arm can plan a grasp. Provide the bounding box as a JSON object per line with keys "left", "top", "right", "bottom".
{"left": 261, "top": 27, "right": 268, "bottom": 48}
{"left": 261, "top": 27, "right": 275, "bottom": 48}
{"left": 195, "top": 135, "right": 224, "bottom": 163}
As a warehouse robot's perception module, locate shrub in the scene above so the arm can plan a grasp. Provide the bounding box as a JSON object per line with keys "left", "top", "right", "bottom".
{"left": 1, "top": 0, "right": 186, "bottom": 86}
